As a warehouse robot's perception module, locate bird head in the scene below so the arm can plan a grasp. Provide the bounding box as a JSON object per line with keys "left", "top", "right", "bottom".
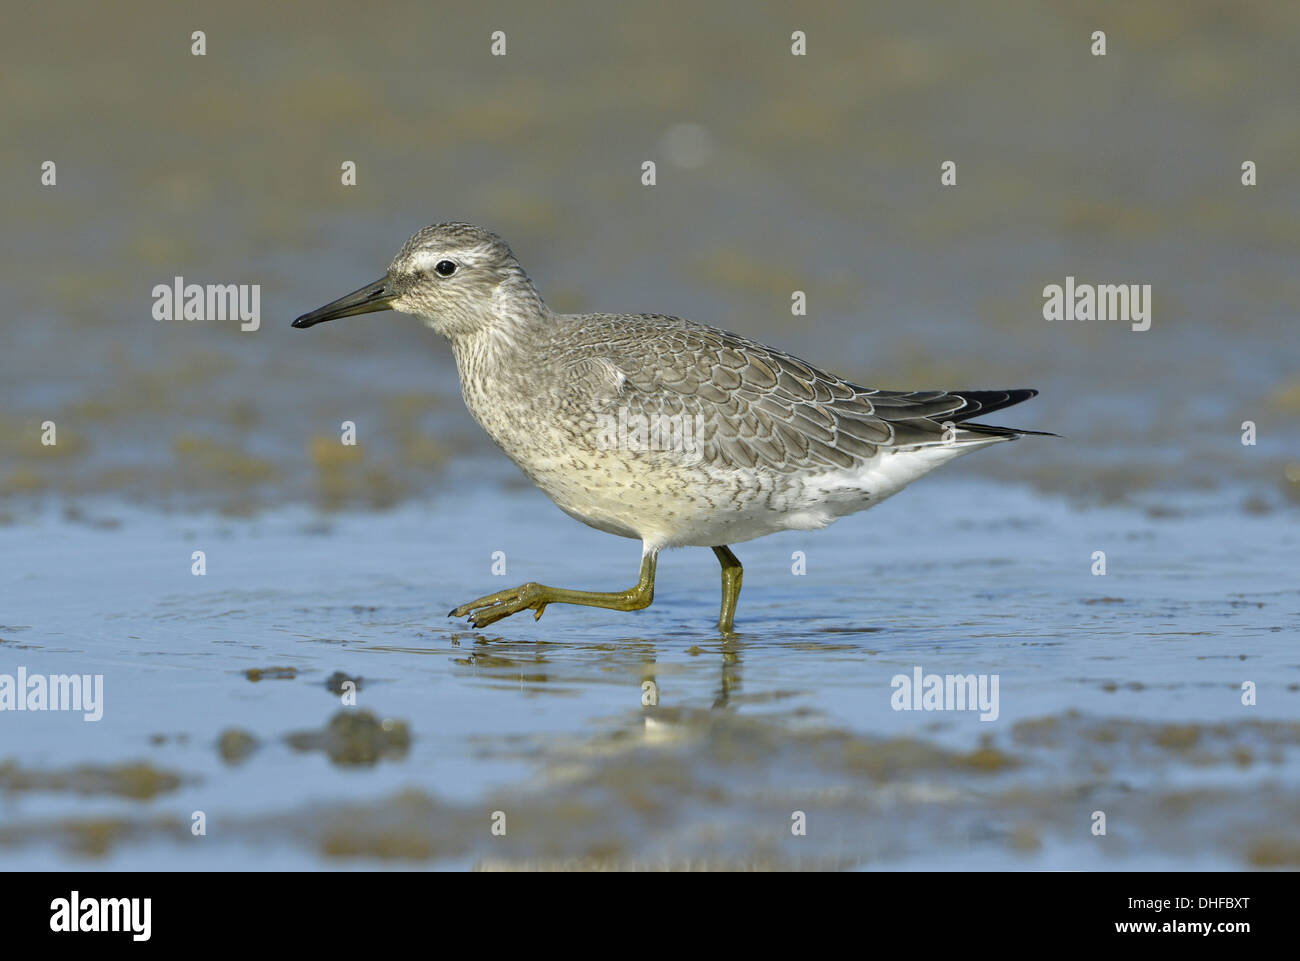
{"left": 292, "top": 222, "right": 544, "bottom": 339}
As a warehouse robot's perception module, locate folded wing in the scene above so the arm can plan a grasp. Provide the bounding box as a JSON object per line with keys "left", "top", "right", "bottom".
{"left": 559, "top": 315, "right": 1046, "bottom": 473}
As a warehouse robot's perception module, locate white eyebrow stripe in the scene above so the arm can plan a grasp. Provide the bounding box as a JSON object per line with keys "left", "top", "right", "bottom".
{"left": 409, "top": 250, "right": 454, "bottom": 271}
{"left": 408, "top": 245, "right": 493, "bottom": 272}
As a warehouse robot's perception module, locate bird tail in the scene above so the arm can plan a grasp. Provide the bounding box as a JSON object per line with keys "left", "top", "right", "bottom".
{"left": 948, "top": 388, "right": 1058, "bottom": 439}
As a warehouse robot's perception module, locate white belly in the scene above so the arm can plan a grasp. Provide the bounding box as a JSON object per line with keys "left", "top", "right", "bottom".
{"left": 531, "top": 440, "right": 1005, "bottom": 550}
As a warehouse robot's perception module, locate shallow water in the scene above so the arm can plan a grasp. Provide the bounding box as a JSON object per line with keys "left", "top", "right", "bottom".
{"left": 2, "top": 472, "right": 1296, "bottom": 869}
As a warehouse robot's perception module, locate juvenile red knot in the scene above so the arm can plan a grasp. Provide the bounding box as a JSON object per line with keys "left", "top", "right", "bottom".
{"left": 293, "top": 222, "right": 1050, "bottom": 633}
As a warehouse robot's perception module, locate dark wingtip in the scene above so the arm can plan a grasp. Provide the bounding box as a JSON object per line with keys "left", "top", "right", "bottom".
{"left": 949, "top": 388, "right": 1040, "bottom": 422}
{"left": 955, "top": 389, "right": 1052, "bottom": 437}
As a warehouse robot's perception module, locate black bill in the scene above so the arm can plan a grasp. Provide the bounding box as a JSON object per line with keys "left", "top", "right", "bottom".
{"left": 291, "top": 276, "right": 395, "bottom": 329}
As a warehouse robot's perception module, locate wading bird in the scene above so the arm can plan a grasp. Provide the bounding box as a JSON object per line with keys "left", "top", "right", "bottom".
{"left": 294, "top": 223, "right": 1048, "bottom": 633}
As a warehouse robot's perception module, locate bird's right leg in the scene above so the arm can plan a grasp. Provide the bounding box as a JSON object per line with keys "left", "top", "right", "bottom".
{"left": 712, "top": 545, "right": 743, "bottom": 634}
{"left": 449, "top": 551, "right": 657, "bottom": 629}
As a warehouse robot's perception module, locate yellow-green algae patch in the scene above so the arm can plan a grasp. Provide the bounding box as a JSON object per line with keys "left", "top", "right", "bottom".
{"left": 0, "top": 759, "right": 185, "bottom": 800}
{"left": 242, "top": 665, "right": 299, "bottom": 682}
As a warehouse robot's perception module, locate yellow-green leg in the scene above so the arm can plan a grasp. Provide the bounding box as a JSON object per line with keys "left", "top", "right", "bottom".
{"left": 712, "top": 545, "right": 743, "bottom": 634}
{"left": 450, "top": 552, "right": 657, "bottom": 629}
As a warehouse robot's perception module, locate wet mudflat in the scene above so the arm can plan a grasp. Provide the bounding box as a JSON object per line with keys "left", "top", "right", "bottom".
{"left": 1, "top": 477, "right": 1295, "bottom": 869}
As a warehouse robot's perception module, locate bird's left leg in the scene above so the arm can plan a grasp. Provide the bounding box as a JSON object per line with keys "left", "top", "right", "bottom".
{"left": 450, "top": 551, "right": 657, "bottom": 629}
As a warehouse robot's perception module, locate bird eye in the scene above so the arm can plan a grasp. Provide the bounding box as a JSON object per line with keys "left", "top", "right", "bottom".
{"left": 434, "top": 260, "right": 457, "bottom": 277}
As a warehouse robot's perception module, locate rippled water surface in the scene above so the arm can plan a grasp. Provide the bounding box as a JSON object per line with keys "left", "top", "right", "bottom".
{"left": 2, "top": 475, "right": 1296, "bottom": 869}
